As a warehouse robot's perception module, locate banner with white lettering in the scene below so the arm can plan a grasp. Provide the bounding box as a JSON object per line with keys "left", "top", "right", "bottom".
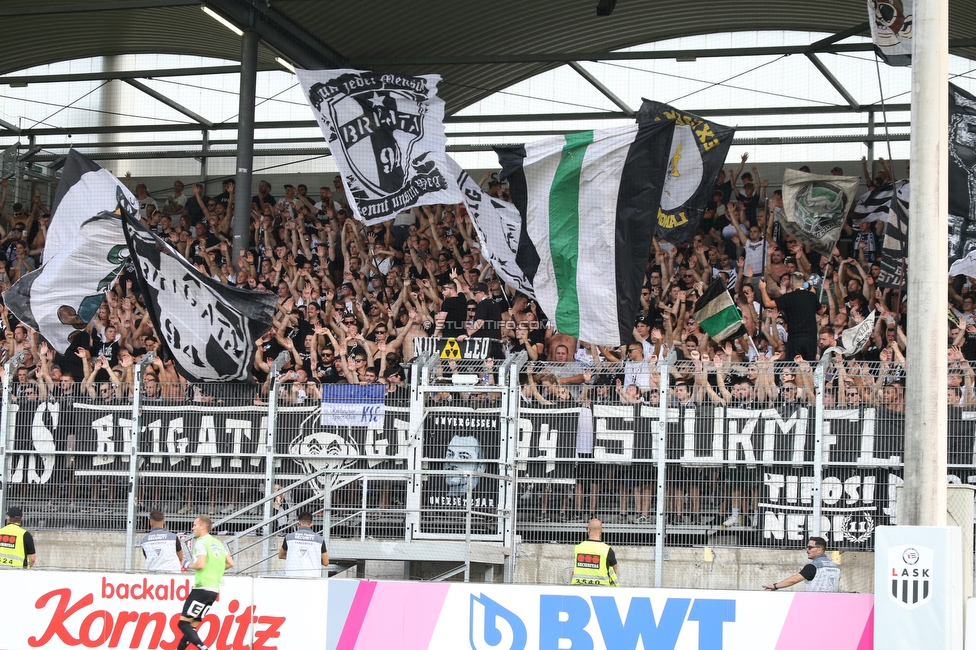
{"left": 122, "top": 214, "right": 277, "bottom": 383}
{"left": 296, "top": 69, "right": 463, "bottom": 225}
{"left": 421, "top": 406, "right": 502, "bottom": 534}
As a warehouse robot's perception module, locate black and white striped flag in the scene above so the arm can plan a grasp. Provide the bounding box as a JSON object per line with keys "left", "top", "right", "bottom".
{"left": 853, "top": 180, "right": 910, "bottom": 225}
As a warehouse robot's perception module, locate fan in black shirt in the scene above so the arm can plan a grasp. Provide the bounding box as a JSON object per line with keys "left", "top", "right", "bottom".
{"left": 759, "top": 272, "right": 820, "bottom": 360}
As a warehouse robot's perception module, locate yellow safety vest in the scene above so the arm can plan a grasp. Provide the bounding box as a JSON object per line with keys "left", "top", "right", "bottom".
{"left": 0, "top": 523, "right": 28, "bottom": 568}
{"left": 571, "top": 539, "right": 618, "bottom": 586}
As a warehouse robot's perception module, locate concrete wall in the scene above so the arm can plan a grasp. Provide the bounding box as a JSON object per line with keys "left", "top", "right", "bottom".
{"left": 33, "top": 531, "right": 875, "bottom": 593}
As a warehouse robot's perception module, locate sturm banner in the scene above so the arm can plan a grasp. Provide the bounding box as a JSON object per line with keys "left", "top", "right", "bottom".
{"left": 13, "top": 396, "right": 976, "bottom": 549}
{"left": 296, "top": 69, "right": 463, "bottom": 225}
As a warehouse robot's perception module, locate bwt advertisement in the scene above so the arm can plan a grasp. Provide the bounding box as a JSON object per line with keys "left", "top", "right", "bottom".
{"left": 5, "top": 573, "right": 873, "bottom": 650}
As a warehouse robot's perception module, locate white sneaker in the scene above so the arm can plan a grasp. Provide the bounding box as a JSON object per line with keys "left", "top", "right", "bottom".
{"left": 721, "top": 514, "right": 740, "bottom": 527}
{"left": 220, "top": 504, "right": 236, "bottom": 515}
{"left": 177, "top": 505, "right": 192, "bottom": 515}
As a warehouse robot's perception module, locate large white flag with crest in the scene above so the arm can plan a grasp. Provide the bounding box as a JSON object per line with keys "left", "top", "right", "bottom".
{"left": 296, "top": 68, "right": 463, "bottom": 225}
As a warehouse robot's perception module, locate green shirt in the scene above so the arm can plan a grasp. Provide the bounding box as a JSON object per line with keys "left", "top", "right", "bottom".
{"left": 193, "top": 534, "right": 227, "bottom": 592}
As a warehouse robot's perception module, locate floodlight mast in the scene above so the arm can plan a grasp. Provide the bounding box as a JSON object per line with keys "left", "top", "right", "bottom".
{"left": 902, "top": 0, "right": 948, "bottom": 527}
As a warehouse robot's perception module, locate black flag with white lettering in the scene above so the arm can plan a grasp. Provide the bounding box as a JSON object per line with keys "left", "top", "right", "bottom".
{"left": 122, "top": 214, "right": 276, "bottom": 383}
{"left": 635, "top": 100, "right": 735, "bottom": 243}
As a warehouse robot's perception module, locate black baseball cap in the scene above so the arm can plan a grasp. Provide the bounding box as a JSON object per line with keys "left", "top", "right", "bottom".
{"left": 473, "top": 282, "right": 489, "bottom": 294}
{"left": 7, "top": 506, "right": 22, "bottom": 517}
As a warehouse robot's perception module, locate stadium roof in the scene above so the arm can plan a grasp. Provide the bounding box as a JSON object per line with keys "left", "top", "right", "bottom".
{"left": 3, "top": 0, "right": 976, "bottom": 116}
{"left": 2, "top": 0, "right": 975, "bottom": 174}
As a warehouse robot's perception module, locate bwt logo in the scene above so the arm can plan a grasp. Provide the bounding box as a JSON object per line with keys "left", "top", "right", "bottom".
{"left": 469, "top": 593, "right": 735, "bottom": 650}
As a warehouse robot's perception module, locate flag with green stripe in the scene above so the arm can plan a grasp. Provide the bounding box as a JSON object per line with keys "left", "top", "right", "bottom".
{"left": 495, "top": 122, "right": 675, "bottom": 346}
{"left": 693, "top": 280, "right": 748, "bottom": 343}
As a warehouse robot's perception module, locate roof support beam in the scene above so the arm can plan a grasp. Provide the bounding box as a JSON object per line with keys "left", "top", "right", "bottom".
{"left": 352, "top": 38, "right": 976, "bottom": 67}
{"left": 806, "top": 22, "right": 871, "bottom": 49}
{"left": 6, "top": 120, "right": 913, "bottom": 151}
{"left": 805, "top": 53, "right": 859, "bottom": 109}
{"left": 0, "top": 118, "right": 20, "bottom": 134}
{"left": 22, "top": 131, "right": 912, "bottom": 163}
{"left": 0, "top": 0, "right": 199, "bottom": 16}
{"left": 568, "top": 61, "right": 634, "bottom": 116}
{"left": 0, "top": 63, "right": 280, "bottom": 87}
{"left": 0, "top": 103, "right": 915, "bottom": 138}
{"left": 122, "top": 79, "right": 214, "bottom": 128}
{"left": 204, "top": 0, "right": 345, "bottom": 69}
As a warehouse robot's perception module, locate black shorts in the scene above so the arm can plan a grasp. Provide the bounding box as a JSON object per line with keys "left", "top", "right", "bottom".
{"left": 575, "top": 454, "right": 598, "bottom": 482}
{"left": 668, "top": 465, "right": 709, "bottom": 484}
{"left": 181, "top": 588, "right": 218, "bottom": 621}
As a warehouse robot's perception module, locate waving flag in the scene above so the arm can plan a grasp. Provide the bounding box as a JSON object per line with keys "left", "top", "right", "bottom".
{"left": 495, "top": 121, "right": 675, "bottom": 346}
{"left": 123, "top": 214, "right": 276, "bottom": 383}
{"left": 3, "top": 150, "right": 136, "bottom": 352}
{"left": 868, "top": 0, "right": 913, "bottom": 66}
{"left": 693, "top": 280, "right": 747, "bottom": 343}
{"left": 449, "top": 156, "right": 539, "bottom": 299}
{"left": 296, "top": 68, "right": 462, "bottom": 225}
{"left": 636, "top": 100, "right": 735, "bottom": 243}
{"left": 781, "top": 169, "right": 860, "bottom": 258}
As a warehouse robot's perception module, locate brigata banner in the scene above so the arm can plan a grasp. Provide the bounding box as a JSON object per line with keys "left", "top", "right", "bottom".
{"left": 326, "top": 579, "right": 875, "bottom": 650}
{"left": 3, "top": 570, "right": 326, "bottom": 650}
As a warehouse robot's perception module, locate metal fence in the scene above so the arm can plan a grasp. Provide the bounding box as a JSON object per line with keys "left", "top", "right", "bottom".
{"left": 0, "top": 350, "right": 954, "bottom": 582}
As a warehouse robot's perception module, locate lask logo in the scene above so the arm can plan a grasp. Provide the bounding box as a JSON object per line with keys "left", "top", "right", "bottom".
{"left": 889, "top": 544, "right": 932, "bottom": 609}
{"left": 469, "top": 594, "right": 526, "bottom": 650}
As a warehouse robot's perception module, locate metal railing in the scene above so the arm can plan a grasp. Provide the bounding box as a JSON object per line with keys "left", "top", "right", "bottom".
{"left": 0, "top": 350, "right": 942, "bottom": 585}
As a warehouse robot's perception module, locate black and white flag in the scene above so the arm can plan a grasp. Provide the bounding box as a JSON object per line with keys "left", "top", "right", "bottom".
{"left": 852, "top": 181, "right": 909, "bottom": 224}
{"left": 448, "top": 156, "right": 538, "bottom": 299}
{"left": 867, "top": 0, "right": 913, "bottom": 66}
{"left": 635, "top": 99, "right": 735, "bottom": 243}
{"left": 296, "top": 68, "right": 463, "bottom": 225}
{"left": 122, "top": 214, "right": 276, "bottom": 383}
{"left": 824, "top": 310, "right": 877, "bottom": 358}
{"left": 3, "top": 150, "right": 136, "bottom": 352}
{"left": 949, "top": 83, "right": 976, "bottom": 262}
{"left": 878, "top": 180, "right": 909, "bottom": 291}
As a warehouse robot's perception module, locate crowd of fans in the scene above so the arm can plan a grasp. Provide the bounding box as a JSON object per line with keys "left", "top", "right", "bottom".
{"left": 1, "top": 154, "right": 969, "bottom": 531}
{"left": 0, "top": 155, "right": 940, "bottom": 399}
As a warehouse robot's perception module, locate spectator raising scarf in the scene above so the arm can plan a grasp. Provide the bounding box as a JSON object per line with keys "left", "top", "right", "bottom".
{"left": 868, "top": 0, "right": 913, "bottom": 67}
{"left": 635, "top": 99, "right": 735, "bottom": 244}
{"left": 122, "top": 213, "right": 277, "bottom": 383}
{"left": 824, "top": 310, "right": 877, "bottom": 358}
{"left": 296, "top": 68, "right": 463, "bottom": 225}
{"left": 448, "top": 156, "right": 539, "bottom": 300}
{"left": 780, "top": 168, "right": 860, "bottom": 258}
{"left": 3, "top": 149, "right": 137, "bottom": 353}
{"left": 495, "top": 121, "right": 676, "bottom": 346}
{"left": 692, "top": 280, "right": 747, "bottom": 344}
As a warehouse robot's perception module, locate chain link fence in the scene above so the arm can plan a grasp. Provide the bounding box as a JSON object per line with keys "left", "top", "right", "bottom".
{"left": 1, "top": 353, "right": 964, "bottom": 589}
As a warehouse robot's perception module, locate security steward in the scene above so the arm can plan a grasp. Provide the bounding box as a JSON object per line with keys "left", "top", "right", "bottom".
{"left": 570, "top": 518, "right": 618, "bottom": 586}
{"left": 0, "top": 506, "right": 36, "bottom": 569}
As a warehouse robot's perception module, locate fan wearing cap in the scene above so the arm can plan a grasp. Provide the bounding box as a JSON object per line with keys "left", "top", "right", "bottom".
{"left": 0, "top": 506, "right": 36, "bottom": 569}
{"left": 462, "top": 282, "right": 503, "bottom": 340}
{"left": 435, "top": 276, "right": 468, "bottom": 339}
